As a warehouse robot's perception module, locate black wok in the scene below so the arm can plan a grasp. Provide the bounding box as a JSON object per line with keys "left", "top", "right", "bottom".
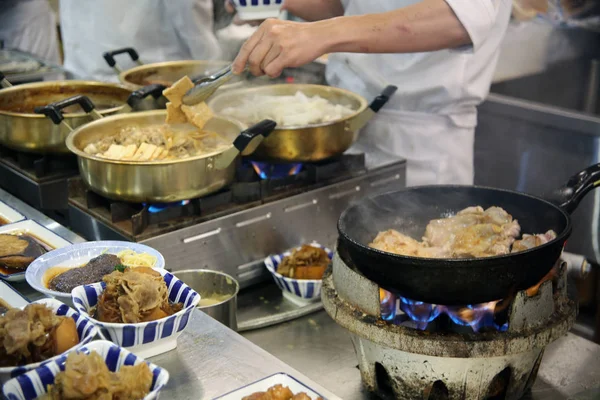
{"left": 338, "top": 164, "right": 600, "bottom": 305}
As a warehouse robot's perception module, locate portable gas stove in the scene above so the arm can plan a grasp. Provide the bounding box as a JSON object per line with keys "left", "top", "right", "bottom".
{"left": 68, "top": 155, "right": 406, "bottom": 288}
{"left": 0, "top": 144, "right": 78, "bottom": 223}
{"left": 322, "top": 243, "right": 578, "bottom": 400}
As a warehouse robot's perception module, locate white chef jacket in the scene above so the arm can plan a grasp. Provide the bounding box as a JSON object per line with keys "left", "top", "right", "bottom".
{"left": 0, "top": 0, "right": 60, "bottom": 64}
{"left": 327, "top": 0, "right": 512, "bottom": 186}
{"left": 59, "top": 0, "right": 223, "bottom": 82}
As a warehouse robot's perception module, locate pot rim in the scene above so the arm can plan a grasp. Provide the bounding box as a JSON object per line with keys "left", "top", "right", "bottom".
{"left": 175, "top": 268, "right": 240, "bottom": 308}
{"left": 118, "top": 59, "right": 231, "bottom": 86}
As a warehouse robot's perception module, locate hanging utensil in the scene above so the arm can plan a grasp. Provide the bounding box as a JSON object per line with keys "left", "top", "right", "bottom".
{"left": 182, "top": 64, "right": 247, "bottom": 106}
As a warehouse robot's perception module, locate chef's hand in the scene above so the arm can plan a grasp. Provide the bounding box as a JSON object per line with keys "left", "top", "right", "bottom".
{"left": 232, "top": 19, "right": 327, "bottom": 78}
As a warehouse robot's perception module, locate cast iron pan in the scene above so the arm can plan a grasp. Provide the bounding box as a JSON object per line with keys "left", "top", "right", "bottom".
{"left": 338, "top": 164, "right": 600, "bottom": 305}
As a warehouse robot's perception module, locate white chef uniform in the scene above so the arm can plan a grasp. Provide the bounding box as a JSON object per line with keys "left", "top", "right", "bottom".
{"left": 59, "top": 0, "right": 223, "bottom": 82}
{"left": 0, "top": 0, "right": 60, "bottom": 64}
{"left": 327, "top": 0, "right": 512, "bottom": 186}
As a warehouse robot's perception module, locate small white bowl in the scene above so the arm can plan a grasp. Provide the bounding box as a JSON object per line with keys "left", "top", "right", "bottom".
{"left": 71, "top": 268, "right": 200, "bottom": 358}
{"left": 25, "top": 241, "right": 165, "bottom": 306}
{"left": 264, "top": 242, "right": 332, "bottom": 306}
{"left": 0, "top": 298, "right": 98, "bottom": 384}
{"left": 2, "top": 340, "right": 170, "bottom": 400}
{"left": 214, "top": 372, "right": 326, "bottom": 400}
{"left": 231, "top": 0, "right": 284, "bottom": 21}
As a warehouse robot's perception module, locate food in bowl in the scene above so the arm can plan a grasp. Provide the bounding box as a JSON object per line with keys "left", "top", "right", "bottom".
{"left": 0, "top": 233, "right": 48, "bottom": 272}
{"left": 218, "top": 91, "right": 355, "bottom": 127}
{"left": 370, "top": 205, "right": 557, "bottom": 259}
{"left": 0, "top": 297, "right": 10, "bottom": 314}
{"left": 43, "top": 250, "right": 158, "bottom": 294}
{"left": 277, "top": 245, "right": 330, "bottom": 280}
{"left": 96, "top": 268, "right": 183, "bottom": 323}
{"left": 44, "top": 351, "right": 153, "bottom": 400}
{"left": 0, "top": 303, "right": 78, "bottom": 367}
{"left": 244, "top": 384, "right": 324, "bottom": 400}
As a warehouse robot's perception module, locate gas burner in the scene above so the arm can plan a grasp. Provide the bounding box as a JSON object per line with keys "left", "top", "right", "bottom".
{"left": 322, "top": 243, "right": 577, "bottom": 400}
{"left": 250, "top": 161, "right": 303, "bottom": 180}
{"left": 0, "top": 144, "right": 78, "bottom": 180}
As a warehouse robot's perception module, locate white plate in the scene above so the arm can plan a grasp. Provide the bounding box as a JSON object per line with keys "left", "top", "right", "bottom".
{"left": 214, "top": 373, "right": 325, "bottom": 400}
{"left": 0, "top": 280, "right": 29, "bottom": 308}
{"left": 0, "top": 220, "right": 72, "bottom": 282}
{"left": 0, "top": 201, "right": 25, "bottom": 226}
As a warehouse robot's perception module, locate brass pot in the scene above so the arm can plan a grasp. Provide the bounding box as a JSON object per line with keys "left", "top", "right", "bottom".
{"left": 65, "top": 109, "right": 275, "bottom": 203}
{"left": 0, "top": 81, "right": 132, "bottom": 153}
{"left": 207, "top": 84, "right": 396, "bottom": 162}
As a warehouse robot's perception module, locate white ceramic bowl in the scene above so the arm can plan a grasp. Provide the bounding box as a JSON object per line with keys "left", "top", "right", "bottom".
{"left": 264, "top": 242, "right": 332, "bottom": 306}
{"left": 0, "top": 298, "right": 98, "bottom": 384}
{"left": 2, "top": 340, "right": 170, "bottom": 400}
{"left": 71, "top": 268, "right": 200, "bottom": 358}
{"left": 214, "top": 372, "right": 326, "bottom": 400}
{"left": 25, "top": 241, "right": 165, "bottom": 306}
{"left": 231, "top": 0, "right": 284, "bottom": 20}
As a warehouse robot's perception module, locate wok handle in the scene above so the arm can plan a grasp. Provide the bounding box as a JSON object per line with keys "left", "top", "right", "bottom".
{"left": 215, "top": 120, "right": 277, "bottom": 170}
{"left": 34, "top": 95, "right": 103, "bottom": 127}
{"left": 346, "top": 85, "right": 398, "bottom": 132}
{"left": 551, "top": 164, "right": 600, "bottom": 214}
{"left": 369, "top": 85, "right": 398, "bottom": 112}
{"left": 127, "top": 83, "right": 167, "bottom": 108}
{"left": 102, "top": 47, "right": 142, "bottom": 73}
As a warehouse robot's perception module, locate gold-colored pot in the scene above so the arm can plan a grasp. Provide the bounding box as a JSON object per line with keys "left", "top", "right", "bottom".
{"left": 0, "top": 81, "right": 132, "bottom": 153}
{"left": 207, "top": 84, "right": 372, "bottom": 162}
{"left": 66, "top": 110, "right": 268, "bottom": 203}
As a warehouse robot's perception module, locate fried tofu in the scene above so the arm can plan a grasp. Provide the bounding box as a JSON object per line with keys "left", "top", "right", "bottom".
{"left": 165, "top": 102, "right": 188, "bottom": 124}
{"left": 181, "top": 102, "right": 214, "bottom": 130}
{"left": 162, "top": 76, "right": 194, "bottom": 107}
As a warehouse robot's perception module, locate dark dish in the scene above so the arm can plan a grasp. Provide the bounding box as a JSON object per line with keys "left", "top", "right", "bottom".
{"left": 44, "top": 351, "right": 153, "bottom": 400}
{"left": 47, "top": 254, "right": 121, "bottom": 293}
{"left": 277, "top": 245, "right": 330, "bottom": 280}
{"left": 0, "top": 303, "right": 79, "bottom": 367}
{"left": 0, "top": 233, "right": 47, "bottom": 270}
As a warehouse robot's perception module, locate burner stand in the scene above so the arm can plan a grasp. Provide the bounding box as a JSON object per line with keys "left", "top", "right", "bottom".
{"left": 321, "top": 247, "right": 577, "bottom": 400}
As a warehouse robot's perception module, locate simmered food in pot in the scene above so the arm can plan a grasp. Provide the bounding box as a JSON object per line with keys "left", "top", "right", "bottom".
{"left": 0, "top": 233, "right": 47, "bottom": 270}
{"left": 243, "top": 384, "right": 323, "bottom": 400}
{"left": 0, "top": 303, "right": 79, "bottom": 367}
{"left": 95, "top": 268, "right": 183, "bottom": 323}
{"left": 219, "top": 91, "right": 355, "bottom": 127}
{"left": 370, "top": 206, "right": 557, "bottom": 259}
{"left": 277, "top": 245, "right": 330, "bottom": 280}
{"left": 43, "top": 351, "right": 153, "bottom": 400}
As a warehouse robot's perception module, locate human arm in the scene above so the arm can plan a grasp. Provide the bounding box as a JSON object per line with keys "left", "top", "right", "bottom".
{"left": 233, "top": 0, "right": 498, "bottom": 77}
{"left": 281, "top": 0, "right": 344, "bottom": 21}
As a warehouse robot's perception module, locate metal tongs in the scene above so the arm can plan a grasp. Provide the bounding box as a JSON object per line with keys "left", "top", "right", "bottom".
{"left": 182, "top": 64, "right": 247, "bottom": 106}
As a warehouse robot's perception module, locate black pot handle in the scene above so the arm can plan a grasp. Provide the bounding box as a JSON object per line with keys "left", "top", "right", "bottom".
{"left": 34, "top": 95, "right": 98, "bottom": 125}
{"left": 0, "top": 71, "right": 12, "bottom": 88}
{"left": 127, "top": 84, "right": 167, "bottom": 108}
{"left": 369, "top": 85, "right": 397, "bottom": 112}
{"left": 215, "top": 120, "right": 277, "bottom": 170}
{"left": 550, "top": 164, "right": 600, "bottom": 214}
{"left": 102, "top": 47, "right": 141, "bottom": 72}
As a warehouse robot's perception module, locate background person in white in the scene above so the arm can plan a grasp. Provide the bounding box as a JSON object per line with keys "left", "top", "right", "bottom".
{"left": 59, "top": 0, "right": 222, "bottom": 82}
{"left": 231, "top": 0, "right": 512, "bottom": 186}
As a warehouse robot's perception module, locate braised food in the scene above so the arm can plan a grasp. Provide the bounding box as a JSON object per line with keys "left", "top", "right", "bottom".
{"left": 0, "top": 303, "right": 79, "bottom": 367}
{"left": 0, "top": 233, "right": 46, "bottom": 270}
{"left": 277, "top": 245, "right": 330, "bottom": 280}
{"left": 48, "top": 254, "right": 121, "bottom": 294}
{"left": 45, "top": 351, "right": 153, "bottom": 400}
{"left": 243, "top": 384, "right": 323, "bottom": 400}
{"left": 370, "top": 206, "right": 557, "bottom": 259}
{"left": 95, "top": 268, "right": 183, "bottom": 323}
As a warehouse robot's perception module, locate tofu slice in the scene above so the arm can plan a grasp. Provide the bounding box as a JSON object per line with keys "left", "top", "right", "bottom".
{"left": 181, "top": 102, "right": 214, "bottom": 130}
{"left": 122, "top": 144, "right": 138, "bottom": 160}
{"left": 165, "top": 102, "right": 188, "bottom": 124}
{"left": 132, "top": 143, "right": 158, "bottom": 161}
{"left": 103, "top": 144, "right": 126, "bottom": 160}
{"left": 151, "top": 146, "right": 164, "bottom": 161}
{"left": 162, "top": 76, "right": 194, "bottom": 107}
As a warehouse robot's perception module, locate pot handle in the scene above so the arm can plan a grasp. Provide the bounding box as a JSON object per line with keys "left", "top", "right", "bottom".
{"left": 346, "top": 85, "right": 398, "bottom": 132}
{"left": 215, "top": 119, "right": 277, "bottom": 170}
{"left": 549, "top": 164, "right": 600, "bottom": 214}
{"left": 34, "top": 95, "right": 103, "bottom": 131}
{"left": 0, "top": 71, "right": 12, "bottom": 88}
{"left": 127, "top": 83, "right": 167, "bottom": 109}
{"left": 102, "top": 47, "right": 143, "bottom": 73}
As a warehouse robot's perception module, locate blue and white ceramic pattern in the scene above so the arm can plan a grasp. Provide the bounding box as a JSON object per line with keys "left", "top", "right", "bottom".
{"left": 2, "top": 340, "right": 170, "bottom": 400}
{"left": 26, "top": 241, "right": 165, "bottom": 305}
{"left": 0, "top": 298, "right": 98, "bottom": 384}
{"left": 71, "top": 268, "right": 200, "bottom": 358}
{"left": 231, "top": 0, "right": 284, "bottom": 20}
{"left": 264, "top": 242, "right": 332, "bottom": 305}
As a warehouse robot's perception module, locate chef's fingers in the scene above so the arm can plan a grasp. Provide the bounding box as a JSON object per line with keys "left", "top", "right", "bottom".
{"left": 233, "top": 28, "right": 265, "bottom": 74}
{"left": 260, "top": 44, "right": 281, "bottom": 75}
{"left": 225, "top": 0, "right": 235, "bottom": 14}
{"left": 248, "top": 40, "right": 274, "bottom": 76}
{"left": 263, "top": 54, "right": 286, "bottom": 78}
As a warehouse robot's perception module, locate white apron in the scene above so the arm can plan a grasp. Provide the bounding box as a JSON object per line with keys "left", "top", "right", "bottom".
{"left": 327, "top": 0, "right": 512, "bottom": 186}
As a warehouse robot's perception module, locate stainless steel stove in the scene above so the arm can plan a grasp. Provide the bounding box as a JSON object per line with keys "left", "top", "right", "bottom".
{"left": 322, "top": 244, "right": 577, "bottom": 400}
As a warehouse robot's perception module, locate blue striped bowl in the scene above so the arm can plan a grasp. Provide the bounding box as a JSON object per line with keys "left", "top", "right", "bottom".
{"left": 2, "top": 340, "right": 169, "bottom": 400}
{"left": 231, "top": 0, "right": 284, "bottom": 20}
{"left": 0, "top": 298, "right": 98, "bottom": 384}
{"left": 71, "top": 268, "right": 200, "bottom": 358}
{"left": 264, "top": 242, "right": 332, "bottom": 304}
